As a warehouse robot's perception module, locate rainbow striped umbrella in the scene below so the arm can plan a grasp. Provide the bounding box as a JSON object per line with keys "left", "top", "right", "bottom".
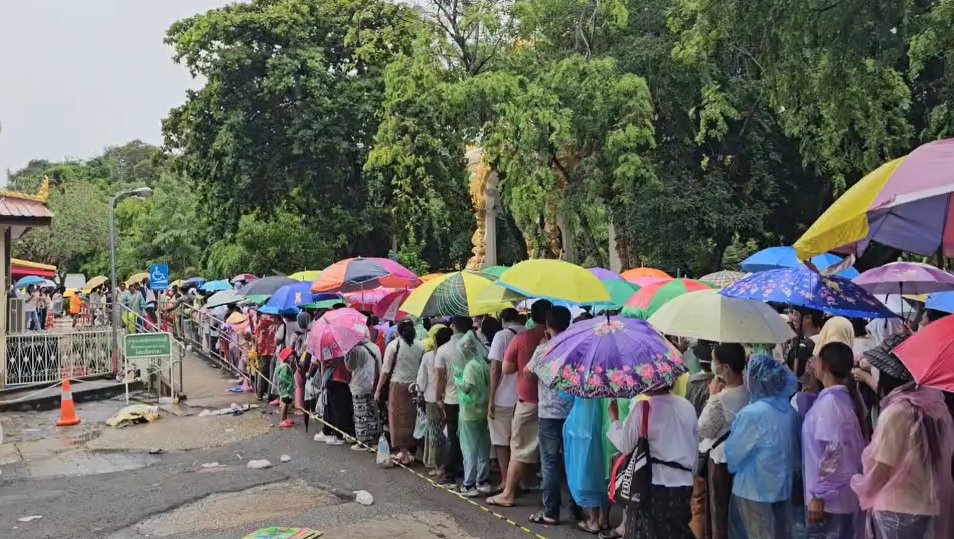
{"left": 311, "top": 257, "right": 419, "bottom": 293}
{"left": 400, "top": 271, "right": 514, "bottom": 317}
{"left": 623, "top": 278, "right": 716, "bottom": 319}
{"left": 795, "top": 138, "right": 954, "bottom": 260}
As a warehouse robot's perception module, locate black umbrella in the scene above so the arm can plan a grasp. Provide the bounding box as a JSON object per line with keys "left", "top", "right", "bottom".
{"left": 238, "top": 276, "right": 297, "bottom": 297}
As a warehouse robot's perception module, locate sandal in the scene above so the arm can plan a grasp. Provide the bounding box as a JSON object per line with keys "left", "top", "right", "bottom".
{"left": 485, "top": 495, "right": 515, "bottom": 508}
{"left": 598, "top": 530, "right": 623, "bottom": 539}
{"left": 577, "top": 522, "right": 600, "bottom": 534}
{"left": 529, "top": 512, "right": 559, "bottom": 525}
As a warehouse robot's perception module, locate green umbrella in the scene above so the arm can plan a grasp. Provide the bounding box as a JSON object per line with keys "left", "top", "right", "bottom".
{"left": 301, "top": 298, "right": 348, "bottom": 310}
{"left": 480, "top": 265, "right": 510, "bottom": 279}
{"left": 245, "top": 294, "right": 270, "bottom": 306}
{"left": 602, "top": 279, "right": 640, "bottom": 309}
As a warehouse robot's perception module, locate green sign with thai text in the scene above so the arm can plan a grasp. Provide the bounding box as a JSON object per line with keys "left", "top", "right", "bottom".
{"left": 124, "top": 332, "right": 172, "bottom": 359}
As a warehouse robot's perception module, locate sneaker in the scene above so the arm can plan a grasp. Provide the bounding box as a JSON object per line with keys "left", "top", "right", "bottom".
{"left": 325, "top": 437, "right": 345, "bottom": 446}
{"left": 458, "top": 485, "right": 479, "bottom": 498}
{"left": 278, "top": 419, "right": 294, "bottom": 429}
{"left": 350, "top": 443, "right": 368, "bottom": 451}
{"left": 314, "top": 433, "right": 327, "bottom": 442}
{"left": 476, "top": 483, "right": 493, "bottom": 494}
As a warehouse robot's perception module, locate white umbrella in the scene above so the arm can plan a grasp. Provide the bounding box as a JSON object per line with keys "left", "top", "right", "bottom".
{"left": 206, "top": 289, "right": 244, "bottom": 309}
{"left": 647, "top": 289, "right": 796, "bottom": 344}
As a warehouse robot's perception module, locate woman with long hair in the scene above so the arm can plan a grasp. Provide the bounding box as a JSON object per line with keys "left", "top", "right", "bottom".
{"left": 377, "top": 318, "right": 424, "bottom": 465}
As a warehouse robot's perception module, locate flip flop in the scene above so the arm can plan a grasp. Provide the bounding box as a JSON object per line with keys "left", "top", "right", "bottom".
{"left": 598, "top": 530, "right": 623, "bottom": 539}
{"left": 485, "top": 495, "right": 515, "bottom": 508}
{"left": 577, "top": 522, "right": 600, "bottom": 534}
{"left": 529, "top": 512, "right": 559, "bottom": 525}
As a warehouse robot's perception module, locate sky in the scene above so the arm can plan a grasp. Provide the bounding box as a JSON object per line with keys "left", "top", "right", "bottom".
{"left": 0, "top": 0, "right": 234, "bottom": 182}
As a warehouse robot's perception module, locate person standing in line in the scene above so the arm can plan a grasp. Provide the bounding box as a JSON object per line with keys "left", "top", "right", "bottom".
{"left": 117, "top": 282, "right": 133, "bottom": 333}
{"left": 416, "top": 325, "right": 451, "bottom": 475}
{"left": 487, "top": 308, "right": 526, "bottom": 491}
{"left": 607, "top": 375, "right": 698, "bottom": 538}
{"left": 696, "top": 343, "right": 749, "bottom": 539}
{"left": 378, "top": 319, "right": 424, "bottom": 465}
{"left": 24, "top": 284, "right": 39, "bottom": 330}
{"left": 724, "top": 354, "right": 798, "bottom": 539}
{"left": 486, "top": 299, "right": 553, "bottom": 508}
{"left": 455, "top": 330, "right": 492, "bottom": 497}
{"left": 801, "top": 342, "right": 866, "bottom": 538}
{"left": 434, "top": 316, "right": 470, "bottom": 484}
{"left": 254, "top": 314, "right": 279, "bottom": 401}
{"left": 345, "top": 338, "right": 382, "bottom": 450}
{"left": 275, "top": 348, "right": 296, "bottom": 429}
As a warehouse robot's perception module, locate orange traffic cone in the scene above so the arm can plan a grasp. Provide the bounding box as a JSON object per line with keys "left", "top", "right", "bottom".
{"left": 55, "top": 378, "right": 81, "bottom": 427}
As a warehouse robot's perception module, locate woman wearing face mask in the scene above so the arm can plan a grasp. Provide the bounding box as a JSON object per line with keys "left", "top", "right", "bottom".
{"left": 696, "top": 343, "right": 749, "bottom": 539}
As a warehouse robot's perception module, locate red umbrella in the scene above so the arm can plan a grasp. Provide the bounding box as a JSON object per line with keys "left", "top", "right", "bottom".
{"left": 373, "top": 289, "right": 411, "bottom": 321}
{"left": 306, "top": 308, "right": 369, "bottom": 361}
{"left": 892, "top": 315, "right": 954, "bottom": 392}
{"left": 312, "top": 257, "right": 419, "bottom": 293}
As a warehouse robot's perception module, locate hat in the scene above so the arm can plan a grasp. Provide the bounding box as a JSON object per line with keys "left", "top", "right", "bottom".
{"left": 278, "top": 348, "right": 295, "bottom": 363}
{"left": 863, "top": 332, "right": 913, "bottom": 382}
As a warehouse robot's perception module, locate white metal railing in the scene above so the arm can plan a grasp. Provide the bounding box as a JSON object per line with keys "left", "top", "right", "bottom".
{"left": 116, "top": 303, "right": 184, "bottom": 398}
{"left": 177, "top": 304, "right": 249, "bottom": 379}
{"left": 4, "top": 329, "right": 112, "bottom": 387}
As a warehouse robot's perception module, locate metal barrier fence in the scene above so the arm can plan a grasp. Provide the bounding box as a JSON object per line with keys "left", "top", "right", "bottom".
{"left": 176, "top": 305, "right": 248, "bottom": 379}
{"left": 116, "top": 304, "right": 184, "bottom": 398}
{"left": 4, "top": 329, "right": 112, "bottom": 386}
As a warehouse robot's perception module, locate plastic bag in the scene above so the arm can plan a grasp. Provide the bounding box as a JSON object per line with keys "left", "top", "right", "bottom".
{"left": 376, "top": 434, "right": 393, "bottom": 468}
{"left": 413, "top": 408, "right": 428, "bottom": 440}
{"left": 314, "top": 388, "right": 326, "bottom": 418}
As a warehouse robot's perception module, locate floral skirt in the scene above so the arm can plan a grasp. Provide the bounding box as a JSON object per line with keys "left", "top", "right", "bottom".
{"left": 352, "top": 393, "right": 379, "bottom": 446}
{"left": 423, "top": 402, "right": 446, "bottom": 469}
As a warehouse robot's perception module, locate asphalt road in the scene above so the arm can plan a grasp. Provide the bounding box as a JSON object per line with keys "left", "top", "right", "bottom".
{"left": 0, "top": 402, "right": 588, "bottom": 539}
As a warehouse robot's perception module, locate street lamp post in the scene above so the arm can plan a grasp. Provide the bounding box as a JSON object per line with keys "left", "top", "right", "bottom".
{"left": 109, "top": 187, "right": 153, "bottom": 375}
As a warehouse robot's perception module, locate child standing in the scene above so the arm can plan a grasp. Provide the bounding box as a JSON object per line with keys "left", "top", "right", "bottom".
{"left": 455, "top": 331, "right": 492, "bottom": 497}
{"left": 276, "top": 348, "right": 296, "bottom": 429}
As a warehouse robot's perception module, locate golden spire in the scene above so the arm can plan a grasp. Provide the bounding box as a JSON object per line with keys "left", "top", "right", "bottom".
{"left": 0, "top": 176, "right": 51, "bottom": 203}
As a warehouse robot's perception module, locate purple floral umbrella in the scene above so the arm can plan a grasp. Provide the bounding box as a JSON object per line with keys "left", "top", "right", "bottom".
{"left": 852, "top": 261, "right": 954, "bottom": 296}
{"left": 530, "top": 316, "right": 687, "bottom": 398}
{"left": 588, "top": 267, "right": 623, "bottom": 281}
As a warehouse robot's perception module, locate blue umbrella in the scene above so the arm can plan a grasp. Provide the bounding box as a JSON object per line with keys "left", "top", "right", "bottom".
{"left": 740, "top": 246, "right": 859, "bottom": 279}
{"left": 14, "top": 275, "right": 45, "bottom": 288}
{"left": 259, "top": 282, "right": 339, "bottom": 316}
{"left": 721, "top": 267, "right": 897, "bottom": 319}
{"left": 182, "top": 277, "right": 206, "bottom": 288}
{"left": 927, "top": 291, "right": 954, "bottom": 314}
{"left": 200, "top": 279, "right": 232, "bottom": 293}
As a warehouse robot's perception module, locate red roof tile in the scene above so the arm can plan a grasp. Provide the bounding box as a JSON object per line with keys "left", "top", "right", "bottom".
{"left": 0, "top": 197, "right": 52, "bottom": 220}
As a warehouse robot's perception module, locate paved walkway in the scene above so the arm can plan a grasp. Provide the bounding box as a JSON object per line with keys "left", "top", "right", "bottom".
{"left": 176, "top": 345, "right": 256, "bottom": 411}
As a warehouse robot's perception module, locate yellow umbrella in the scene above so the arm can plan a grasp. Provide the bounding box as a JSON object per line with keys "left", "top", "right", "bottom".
{"left": 401, "top": 271, "right": 514, "bottom": 317}
{"left": 226, "top": 312, "right": 247, "bottom": 324}
{"left": 289, "top": 270, "right": 321, "bottom": 282}
{"left": 493, "top": 259, "right": 611, "bottom": 305}
{"left": 126, "top": 272, "right": 149, "bottom": 285}
{"left": 63, "top": 288, "right": 77, "bottom": 298}
{"left": 170, "top": 279, "right": 184, "bottom": 289}
{"left": 419, "top": 272, "right": 446, "bottom": 282}
{"left": 83, "top": 275, "right": 108, "bottom": 293}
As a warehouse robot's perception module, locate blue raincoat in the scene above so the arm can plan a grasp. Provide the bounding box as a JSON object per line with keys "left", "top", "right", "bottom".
{"left": 725, "top": 354, "right": 798, "bottom": 503}
{"left": 563, "top": 397, "right": 609, "bottom": 509}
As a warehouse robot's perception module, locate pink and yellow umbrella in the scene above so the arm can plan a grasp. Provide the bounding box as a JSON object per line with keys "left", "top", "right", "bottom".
{"left": 794, "top": 138, "right": 954, "bottom": 260}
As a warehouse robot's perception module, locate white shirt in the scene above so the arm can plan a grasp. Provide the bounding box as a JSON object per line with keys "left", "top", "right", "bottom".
{"left": 608, "top": 394, "right": 698, "bottom": 487}
{"left": 416, "top": 350, "right": 438, "bottom": 403}
{"left": 697, "top": 385, "right": 749, "bottom": 464}
{"left": 488, "top": 323, "right": 525, "bottom": 408}
{"left": 345, "top": 341, "right": 380, "bottom": 396}
{"left": 434, "top": 333, "right": 465, "bottom": 405}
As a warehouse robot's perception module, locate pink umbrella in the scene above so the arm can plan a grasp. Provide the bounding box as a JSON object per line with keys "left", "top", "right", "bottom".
{"left": 853, "top": 261, "right": 954, "bottom": 295}
{"left": 628, "top": 276, "right": 673, "bottom": 288}
{"left": 342, "top": 287, "right": 402, "bottom": 312}
{"left": 373, "top": 289, "right": 411, "bottom": 321}
{"left": 306, "top": 308, "right": 369, "bottom": 361}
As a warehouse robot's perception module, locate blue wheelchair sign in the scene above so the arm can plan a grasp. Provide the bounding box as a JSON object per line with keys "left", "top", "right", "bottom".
{"left": 149, "top": 264, "right": 169, "bottom": 290}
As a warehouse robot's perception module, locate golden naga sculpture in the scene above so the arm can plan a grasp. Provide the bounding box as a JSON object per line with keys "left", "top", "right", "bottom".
{"left": 0, "top": 176, "right": 50, "bottom": 203}
{"left": 466, "top": 147, "right": 493, "bottom": 270}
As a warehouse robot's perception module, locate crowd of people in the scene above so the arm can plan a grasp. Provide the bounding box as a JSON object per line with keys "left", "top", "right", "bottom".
{"left": 182, "top": 291, "right": 954, "bottom": 539}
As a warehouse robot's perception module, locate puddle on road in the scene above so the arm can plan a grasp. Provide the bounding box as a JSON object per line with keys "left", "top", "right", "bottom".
{"left": 108, "top": 481, "right": 339, "bottom": 538}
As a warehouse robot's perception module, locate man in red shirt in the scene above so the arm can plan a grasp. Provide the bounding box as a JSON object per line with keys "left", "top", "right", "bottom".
{"left": 486, "top": 299, "right": 552, "bottom": 507}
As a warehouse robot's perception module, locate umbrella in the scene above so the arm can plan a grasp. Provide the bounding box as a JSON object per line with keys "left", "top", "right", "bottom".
{"left": 400, "top": 271, "right": 514, "bottom": 317}
{"left": 926, "top": 291, "right": 954, "bottom": 314}
{"left": 289, "top": 270, "right": 321, "bottom": 282}
{"left": 260, "top": 282, "right": 328, "bottom": 316}
{"left": 306, "top": 308, "right": 369, "bottom": 361}
{"left": 602, "top": 279, "right": 640, "bottom": 310}
{"left": 647, "top": 289, "right": 796, "bottom": 344}
{"left": 206, "top": 289, "right": 244, "bottom": 309}
{"left": 126, "top": 272, "right": 150, "bottom": 285}
{"left": 530, "top": 316, "right": 687, "bottom": 398}
{"left": 14, "top": 275, "right": 45, "bottom": 288}
{"left": 83, "top": 275, "right": 108, "bottom": 292}
{"left": 373, "top": 289, "right": 410, "bottom": 321}
{"left": 620, "top": 267, "right": 670, "bottom": 284}
{"left": 852, "top": 261, "right": 954, "bottom": 295}
{"left": 493, "top": 259, "right": 611, "bottom": 305}
{"left": 419, "top": 272, "right": 446, "bottom": 282}
{"left": 301, "top": 298, "right": 348, "bottom": 311}
{"left": 342, "top": 287, "right": 402, "bottom": 312}
{"left": 720, "top": 267, "right": 898, "bottom": 319}
{"left": 39, "top": 279, "right": 56, "bottom": 288}
{"left": 226, "top": 312, "right": 247, "bottom": 324}
{"left": 245, "top": 294, "right": 271, "bottom": 306}
{"left": 240, "top": 276, "right": 297, "bottom": 297}
{"left": 480, "top": 266, "right": 510, "bottom": 279}
{"left": 740, "top": 246, "right": 859, "bottom": 278}
{"left": 63, "top": 289, "right": 77, "bottom": 298}
{"left": 794, "top": 138, "right": 954, "bottom": 260}
{"left": 311, "top": 257, "right": 419, "bottom": 293}
{"left": 623, "top": 278, "right": 716, "bottom": 319}
{"left": 230, "top": 273, "right": 257, "bottom": 284}
{"left": 699, "top": 270, "right": 747, "bottom": 288}
{"left": 892, "top": 315, "right": 954, "bottom": 392}
{"left": 169, "top": 279, "right": 184, "bottom": 289}
{"left": 627, "top": 276, "right": 674, "bottom": 288}
{"left": 589, "top": 267, "right": 623, "bottom": 281}
{"left": 200, "top": 279, "right": 232, "bottom": 293}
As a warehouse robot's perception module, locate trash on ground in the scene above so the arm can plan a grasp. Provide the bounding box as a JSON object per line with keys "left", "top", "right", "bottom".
{"left": 280, "top": 454, "right": 291, "bottom": 462}
{"left": 17, "top": 516, "right": 43, "bottom": 523}
{"left": 242, "top": 527, "right": 323, "bottom": 539}
{"left": 354, "top": 490, "right": 374, "bottom": 506}
{"left": 148, "top": 448, "right": 166, "bottom": 455}
{"left": 247, "top": 459, "right": 272, "bottom": 469}
{"left": 106, "top": 404, "right": 160, "bottom": 427}
{"left": 198, "top": 403, "right": 259, "bottom": 417}
{"left": 201, "top": 462, "right": 222, "bottom": 468}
